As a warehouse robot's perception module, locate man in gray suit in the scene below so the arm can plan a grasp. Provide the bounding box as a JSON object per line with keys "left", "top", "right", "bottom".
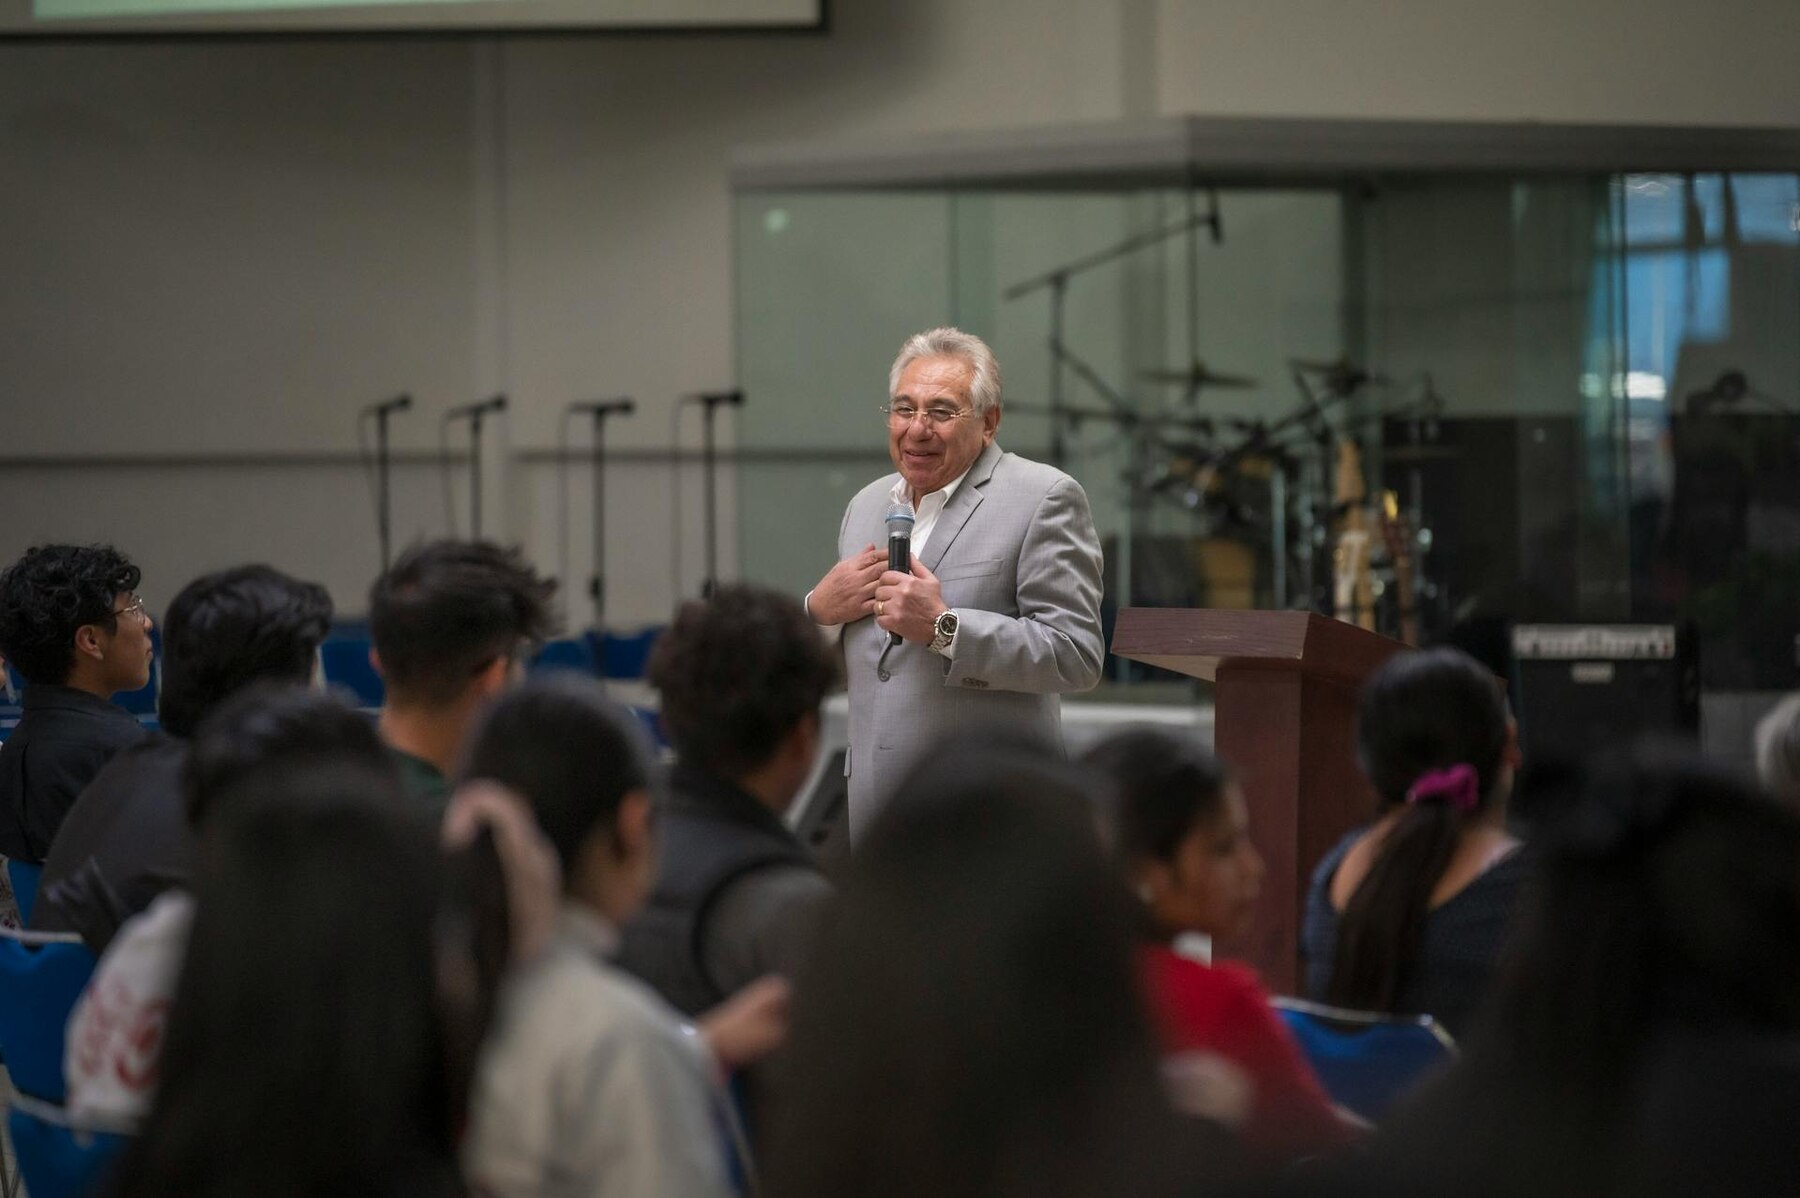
{"left": 806, "top": 327, "right": 1105, "bottom": 833}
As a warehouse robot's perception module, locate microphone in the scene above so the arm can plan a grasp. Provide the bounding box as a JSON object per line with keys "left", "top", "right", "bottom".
{"left": 446, "top": 393, "right": 508, "bottom": 420}
{"left": 569, "top": 397, "right": 636, "bottom": 417}
{"left": 362, "top": 393, "right": 412, "bottom": 416}
{"left": 884, "top": 500, "right": 915, "bottom": 648}
{"left": 684, "top": 389, "right": 745, "bottom": 407}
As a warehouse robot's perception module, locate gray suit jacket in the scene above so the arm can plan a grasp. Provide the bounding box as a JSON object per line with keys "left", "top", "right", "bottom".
{"left": 836, "top": 440, "right": 1105, "bottom": 833}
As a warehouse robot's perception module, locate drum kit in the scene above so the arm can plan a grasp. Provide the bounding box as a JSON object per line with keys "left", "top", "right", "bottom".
{"left": 1005, "top": 195, "right": 1449, "bottom": 645}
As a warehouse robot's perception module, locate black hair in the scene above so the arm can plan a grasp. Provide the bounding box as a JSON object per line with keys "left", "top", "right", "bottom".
{"left": 763, "top": 736, "right": 1207, "bottom": 1198}
{"left": 459, "top": 673, "right": 657, "bottom": 885}
{"left": 1326, "top": 647, "right": 1509, "bottom": 1013}
{"left": 369, "top": 539, "right": 556, "bottom": 708}
{"left": 1374, "top": 743, "right": 1800, "bottom": 1197}
{"left": 157, "top": 565, "right": 333, "bottom": 739}
{"left": 184, "top": 682, "right": 393, "bottom": 831}
{"left": 648, "top": 583, "right": 838, "bottom": 778}
{"left": 0, "top": 543, "right": 141, "bottom": 685}
{"left": 1083, "top": 726, "right": 1233, "bottom": 866}
{"left": 108, "top": 758, "right": 467, "bottom": 1198}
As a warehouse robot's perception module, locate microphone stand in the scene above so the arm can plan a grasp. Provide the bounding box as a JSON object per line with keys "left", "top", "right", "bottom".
{"left": 1003, "top": 207, "right": 1222, "bottom": 469}
{"left": 683, "top": 391, "right": 744, "bottom": 598}
{"left": 361, "top": 394, "right": 411, "bottom": 572}
{"left": 445, "top": 395, "right": 508, "bottom": 539}
{"left": 569, "top": 399, "right": 636, "bottom": 628}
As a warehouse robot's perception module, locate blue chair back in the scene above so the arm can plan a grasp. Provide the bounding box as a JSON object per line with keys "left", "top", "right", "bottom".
{"left": 319, "top": 637, "right": 385, "bottom": 708}
{"left": 7, "top": 1093, "right": 128, "bottom": 1194}
{"left": 9, "top": 858, "right": 44, "bottom": 924}
{"left": 531, "top": 636, "right": 599, "bottom": 677}
{"left": 1272, "top": 997, "right": 1456, "bottom": 1123}
{"left": 8, "top": 1101, "right": 130, "bottom": 1198}
{"left": 0, "top": 931, "right": 99, "bottom": 1102}
{"left": 598, "top": 626, "right": 661, "bottom": 680}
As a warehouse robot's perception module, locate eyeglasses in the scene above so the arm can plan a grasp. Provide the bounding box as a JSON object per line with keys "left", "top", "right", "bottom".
{"left": 111, "top": 595, "right": 148, "bottom": 624}
{"left": 882, "top": 402, "right": 974, "bottom": 429}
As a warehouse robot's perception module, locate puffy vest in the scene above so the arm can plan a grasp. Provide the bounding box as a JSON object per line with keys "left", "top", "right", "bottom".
{"left": 618, "top": 768, "right": 816, "bottom": 1017}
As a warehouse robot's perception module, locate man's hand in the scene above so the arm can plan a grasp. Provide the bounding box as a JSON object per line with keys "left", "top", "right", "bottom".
{"left": 807, "top": 544, "right": 884, "bottom": 625}
{"left": 875, "top": 557, "right": 946, "bottom": 644}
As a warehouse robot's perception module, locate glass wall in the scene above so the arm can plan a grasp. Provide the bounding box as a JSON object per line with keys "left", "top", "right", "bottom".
{"left": 734, "top": 171, "right": 1800, "bottom": 697}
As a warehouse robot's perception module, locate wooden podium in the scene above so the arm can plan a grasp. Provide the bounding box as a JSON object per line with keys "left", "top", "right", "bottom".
{"left": 1111, "top": 609, "right": 1409, "bottom": 993}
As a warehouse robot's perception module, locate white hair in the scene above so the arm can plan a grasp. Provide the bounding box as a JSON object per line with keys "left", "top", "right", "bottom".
{"left": 1755, "top": 693, "right": 1800, "bottom": 809}
{"left": 888, "top": 327, "right": 1003, "bottom": 415}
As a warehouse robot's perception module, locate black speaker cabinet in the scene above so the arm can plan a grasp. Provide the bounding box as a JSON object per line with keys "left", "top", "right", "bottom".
{"left": 1510, "top": 624, "right": 1699, "bottom": 766}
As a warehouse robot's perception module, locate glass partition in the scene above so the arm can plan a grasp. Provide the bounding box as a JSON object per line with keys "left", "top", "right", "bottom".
{"left": 734, "top": 170, "right": 1800, "bottom": 698}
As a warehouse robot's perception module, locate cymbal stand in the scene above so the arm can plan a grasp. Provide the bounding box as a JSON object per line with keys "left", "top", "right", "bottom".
{"left": 1004, "top": 210, "right": 1225, "bottom": 470}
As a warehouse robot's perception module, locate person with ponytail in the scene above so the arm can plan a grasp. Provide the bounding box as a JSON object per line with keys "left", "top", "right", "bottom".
{"left": 1300, "top": 647, "right": 1523, "bottom": 1039}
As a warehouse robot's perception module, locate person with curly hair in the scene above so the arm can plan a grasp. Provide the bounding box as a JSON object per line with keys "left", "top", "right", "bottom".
{"left": 618, "top": 584, "right": 838, "bottom": 1134}
{"left": 32, "top": 564, "right": 333, "bottom": 950}
{"left": 0, "top": 543, "right": 153, "bottom": 863}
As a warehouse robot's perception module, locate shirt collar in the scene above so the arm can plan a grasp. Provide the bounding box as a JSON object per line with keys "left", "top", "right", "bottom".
{"left": 20, "top": 684, "right": 131, "bottom": 718}
{"left": 888, "top": 463, "right": 975, "bottom": 513}
{"left": 557, "top": 903, "right": 621, "bottom": 959}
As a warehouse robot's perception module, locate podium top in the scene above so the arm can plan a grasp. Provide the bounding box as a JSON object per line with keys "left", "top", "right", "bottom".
{"left": 1111, "top": 609, "right": 1408, "bottom": 686}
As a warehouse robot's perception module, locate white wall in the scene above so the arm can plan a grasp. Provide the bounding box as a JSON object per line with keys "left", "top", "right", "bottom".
{"left": 1155, "top": 0, "right": 1800, "bottom": 127}
{"left": 2, "top": 0, "right": 1796, "bottom": 624}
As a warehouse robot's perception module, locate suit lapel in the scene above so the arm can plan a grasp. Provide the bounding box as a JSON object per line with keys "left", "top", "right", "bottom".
{"left": 921, "top": 441, "right": 1003, "bottom": 573}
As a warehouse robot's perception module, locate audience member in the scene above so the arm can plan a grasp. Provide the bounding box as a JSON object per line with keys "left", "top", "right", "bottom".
{"left": 1300, "top": 647, "right": 1523, "bottom": 1039}
{"left": 1085, "top": 727, "right": 1352, "bottom": 1163}
{"left": 763, "top": 736, "right": 1214, "bottom": 1198}
{"left": 459, "top": 675, "right": 735, "bottom": 1198}
{"left": 65, "top": 684, "right": 396, "bottom": 1129}
{"left": 369, "top": 539, "right": 556, "bottom": 805}
{"left": 0, "top": 544, "right": 151, "bottom": 862}
{"left": 33, "top": 565, "right": 332, "bottom": 949}
{"left": 1753, "top": 692, "right": 1800, "bottom": 808}
{"left": 104, "top": 753, "right": 475, "bottom": 1198}
{"left": 1347, "top": 744, "right": 1800, "bottom": 1198}
{"left": 620, "top": 584, "right": 836, "bottom": 1128}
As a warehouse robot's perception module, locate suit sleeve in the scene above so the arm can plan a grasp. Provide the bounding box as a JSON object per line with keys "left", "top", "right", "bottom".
{"left": 942, "top": 476, "right": 1104, "bottom": 695}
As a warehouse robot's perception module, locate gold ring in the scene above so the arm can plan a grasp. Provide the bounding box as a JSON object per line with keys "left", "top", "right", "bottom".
{"left": 876, "top": 599, "right": 885, "bottom": 617}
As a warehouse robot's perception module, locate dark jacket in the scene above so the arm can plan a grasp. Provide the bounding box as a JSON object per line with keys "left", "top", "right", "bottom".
{"left": 33, "top": 735, "right": 192, "bottom": 952}
{"left": 0, "top": 685, "right": 146, "bottom": 863}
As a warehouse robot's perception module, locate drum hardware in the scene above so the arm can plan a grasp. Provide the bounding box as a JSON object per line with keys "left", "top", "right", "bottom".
{"left": 1139, "top": 363, "right": 1259, "bottom": 391}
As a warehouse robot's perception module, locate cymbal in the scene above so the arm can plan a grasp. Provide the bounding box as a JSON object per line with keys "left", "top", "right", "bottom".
{"left": 1140, "top": 362, "right": 1258, "bottom": 390}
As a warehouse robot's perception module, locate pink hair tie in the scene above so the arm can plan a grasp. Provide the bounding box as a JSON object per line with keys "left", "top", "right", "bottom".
{"left": 1406, "top": 763, "right": 1481, "bottom": 813}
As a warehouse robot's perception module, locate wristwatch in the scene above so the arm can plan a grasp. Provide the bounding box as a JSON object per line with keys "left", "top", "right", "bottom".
{"left": 929, "top": 609, "right": 959, "bottom": 655}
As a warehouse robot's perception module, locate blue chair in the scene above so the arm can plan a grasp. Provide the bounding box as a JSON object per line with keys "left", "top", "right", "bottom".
{"left": 1271, "top": 996, "right": 1456, "bottom": 1123}
{"left": 7, "top": 1097, "right": 130, "bottom": 1198}
{"left": 0, "top": 929, "right": 99, "bottom": 1103}
{"left": 7, "top": 860, "right": 42, "bottom": 926}
{"left": 531, "top": 637, "right": 599, "bottom": 677}
{"left": 319, "top": 637, "right": 385, "bottom": 708}
{"left": 598, "top": 626, "right": 662, "bottom": 680}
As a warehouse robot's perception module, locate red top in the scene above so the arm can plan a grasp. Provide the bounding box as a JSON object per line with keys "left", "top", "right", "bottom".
{"left": 1138, "top": 942, "right": 1353, "bottom": 1161}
